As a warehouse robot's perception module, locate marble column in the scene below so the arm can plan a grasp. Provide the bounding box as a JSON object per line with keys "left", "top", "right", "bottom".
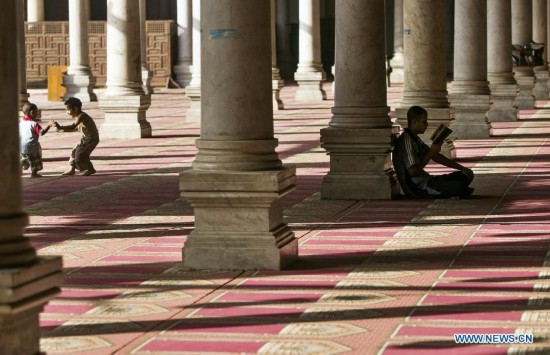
{"left": 390, "top": 0, "right": 404, "bottom": 85}
{"left": 180, "top": 0, "right": 297, "bottom": 270}
{"left": 320, "top": 0, "right": 393, "bottom": 200}
{"left": 17, "top": 0, "right": 29, "bottom": 109}
{"left": 139, "top": 0, "right": 153, "bottom": 95}
{"left": 533, "top": 0, "right": 549, "bottom": 99}
{"left": 294, "top": 0, "right": 326, "bottom": 101}
{"left": 0, "top": 1, "right": 62, "bottom": 352}
{"left": 63, "top": 0, "right": 97, "bottom": 102}
{"left": 174, "top": 0, "right": 193, "bottom": 87}
{"left": 396, "top": 0, "right": 454, "bottom": 157}
{"left": 99, "top": 0, "right": 152, "bottom": 138}
{"left": 185, "top": 0, "right": 201, "bottom": 122}
{"left": 27, "top": 0, "right": 45, "bottom": 21}
{"left": 449, "top": 0, "right": 491, "bottom": 139}
{"left": 487, "top": 0, "right": 519, "bottom": 122}
{"left": 272, "top": 0, "right": 284, "bottom": 110}
{"left": 511, "top": 0, "right": 536, "bottom": 108}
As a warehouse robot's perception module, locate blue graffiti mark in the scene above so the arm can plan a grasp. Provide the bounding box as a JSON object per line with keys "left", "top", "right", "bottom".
{"left": 209, "top": 29, "right": 237, "bottom": 39}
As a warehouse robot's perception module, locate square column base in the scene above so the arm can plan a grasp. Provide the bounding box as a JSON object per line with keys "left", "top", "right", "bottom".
{"left": 320, "top": 127, "right": 392, "bottom": 200}
{"left": 62, "top": 74, "right": 97, "bottom": 103}
{"left": 533, "top": 68, "right": 549, "bottom": 100}
{"left": 99, "top": 95, "right": 152, "bottom": 139}
{"left": 0, "top": 256, "right": 62, "bottom": 353}
{"left": 295, "top": 68, "right": 327, "bottom": 101}
{"left": 488, "top": 84, "right": 518, "bottom": 122}
{"left": 179, "top": 166, "right": 298, "bottom": 270}
{"left": 449, "top": 94, "right": 491, "bottom": 139}
{"left": 514, "top": 68, "right": 536, "bottom": 109}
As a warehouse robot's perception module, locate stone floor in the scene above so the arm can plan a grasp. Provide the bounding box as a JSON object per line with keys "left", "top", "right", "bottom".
{"left": 22, "top": 84, "right": 550, "bottom": 354}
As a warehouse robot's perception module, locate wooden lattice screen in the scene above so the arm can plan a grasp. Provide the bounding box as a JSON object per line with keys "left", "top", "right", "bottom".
{"left": 25, "top": 20, "right": 176, "bottom": 87}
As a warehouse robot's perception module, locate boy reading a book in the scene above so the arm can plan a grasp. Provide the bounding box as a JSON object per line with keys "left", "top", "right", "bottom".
{"left": 392, "top": 105, "right": 474, "bottom": 198}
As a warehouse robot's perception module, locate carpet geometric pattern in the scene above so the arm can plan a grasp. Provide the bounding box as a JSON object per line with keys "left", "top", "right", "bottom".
{"left": 21, "top": 84, "right": 550, "bottom": 354}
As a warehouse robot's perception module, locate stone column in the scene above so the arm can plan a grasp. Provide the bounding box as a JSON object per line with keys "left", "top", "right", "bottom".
{"left": 276, "top": 0, "right": 294, "bottom": 78}
{"left": 174, "top": 0, "right": 193, "bottom": 87}
{"left": 390, "top": 0, "right": 404, "bottom": 85}
{"left": 0, "top": 1, "right": 62, "bottom": 353}
{"left": 180, "top": 0, "right": 297, "bottom": 270}
{"left": 320, "top": 0, "right": 392, "bottom": 200}
{"left": 294, "top": 0, "right": 327, "bottom": 101}
{"left": 63, "top": 0, "right": 97, "bottom": 102}
{"left": 512, "top": 0, "right": 536, "bottom": 108}
{"left": 272, "top": 0, "right": 284, "bottom": 110}
{"left": 487, "top": 0, "right": 519, "bottom": 122}
{"left": 533, "top": 0, "right": 549, "bottom": 99}
{"left": 139, "top": 0, "right": 153, "bottom": 95}
{"left": 27, "top": 0, "right": 45, "bottom": 21}
{"left": 396, "top": 0, "right": 454, "bottom": 157}
{"left": 449, "top": 0, "right": 491, "bottom": 139}
{"left": 17, "top": 0, "right": 29, "bottom": 109}
{"left": 185, "top": 0, "right": 201, "bottom": 122}
{"left": 100, "top": 0, "right": 152, "bottom": 138}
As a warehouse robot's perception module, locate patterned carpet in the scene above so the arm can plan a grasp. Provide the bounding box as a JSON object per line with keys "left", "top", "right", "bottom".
{"left": 23, "top": 84, "right": 550, "bottom": 354}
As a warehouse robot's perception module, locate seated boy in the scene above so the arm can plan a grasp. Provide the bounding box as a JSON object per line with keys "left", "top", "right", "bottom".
{"left": 19, "top": 102, "right": 53, "bottom": 178}
{"left": 392, "top": 105, "right": 475, "bottom": 198}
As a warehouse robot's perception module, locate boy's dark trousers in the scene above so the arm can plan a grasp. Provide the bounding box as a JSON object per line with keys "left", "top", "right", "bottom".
{"left": 70, "top": 136, "right": 99, "bottom": 172}
{"left": 427, "top": 171, "right": 473, "bottom": 198}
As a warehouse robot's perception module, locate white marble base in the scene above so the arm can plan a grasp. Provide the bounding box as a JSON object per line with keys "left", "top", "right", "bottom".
{"left": 533, "top": 67, "right": 549, "bottom": 100}
{"left": 513, "top": 67, "right": 536, "bottom": 109}
{"left": 389, "top": 52, "right": 404, "bottom": 85}
{"left": 294, "top": 65, "right": 326, "bottom": 101}
{"left": 320, "top": 127, "right": 392, "bottom": 200}
{"left": 141, "top": 68, "right": 154, "bottom": 96}
{"left": 62, "top": 73, "right": 97, "bottom": 102}
{"left": 488, "top": 83, "right": 518, "bottom": 122}
{"left": 449, "top": 94, "right": 491, "bottom": 139}
{"left": 185, "top": 85, "right": 201, "bottom": 123}
{"left": 179, "top": 166, "right": 298, "bottom": 270}
{"left": 99, "top": 95, "right": 152, "bottom": 139}
{"left": 0, "top": 256, "right": 62, "bottom": 353}
{"left": 174, "top": 62, "right": 193, "bottom": 87}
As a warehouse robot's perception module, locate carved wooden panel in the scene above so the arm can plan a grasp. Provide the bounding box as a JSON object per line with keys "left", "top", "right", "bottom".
{"left": 25, "top": 20, "right": 175, "bottom": 87}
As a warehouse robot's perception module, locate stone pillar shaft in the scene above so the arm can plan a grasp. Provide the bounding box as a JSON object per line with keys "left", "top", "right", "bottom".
{"left": 512, "top": 0, "right": 536, "bottom": 108}
{"left": 0, "top": 1, "right": 62, "bottom": 352}
{"left": 180, "top": 0, "right": 297, "bottom": 270}
{"left": 321, "top": 0, "right": 393, "bottom": 200}
{"left": 389, "top": 0, "right": 404, "bottom": 85}
{"left": 174, "top": 0, "right": 193, "bottom": 87}
{"left": 532, "top": 0, "right": 549, "bottom": 99}
{"left": 100, "top": 0, "right": 152, "bottom": 139}
{"left": 139, "top": 0, "right": 153, "bottom": 95}
{"left": 271, "top": 0, "right": 284, "bottom": 110}
{"left": 397, "top": 0, "right": 453, "bottom": 157}
{"left": 27, "top": 0, "right": 45, "bottom": 22}
{"left": 17, "top": 0, "right": 29, "bottom": 108}
{"left": 294, "top": 0, "right": 326, "bottom": 101}
{"left": 64, "top": 0, "right": 97, "bottom": 102}
{"left": 185, "top": 0, "right": 201, "bottom": 122}
{"left": 487, "top": 0, "right": 519, "bottom": 122}
{"left": 449, "top": 0, "right": 491, "bottom": 139}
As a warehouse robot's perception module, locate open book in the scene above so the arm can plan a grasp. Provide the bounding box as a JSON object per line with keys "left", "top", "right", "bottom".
{"left": 430, "top": 124, "right": 453, "bottom": 145}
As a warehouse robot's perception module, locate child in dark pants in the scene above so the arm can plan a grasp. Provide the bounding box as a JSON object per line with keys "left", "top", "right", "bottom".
{"left": 53, "top": 97, "right": 100, "bottom": 176}
{"left": 19, "top": 102, "right": 53, "bottom": 178}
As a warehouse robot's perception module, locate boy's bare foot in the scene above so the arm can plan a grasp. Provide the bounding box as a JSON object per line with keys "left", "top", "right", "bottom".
{"left": 30, "top": 173, "right": 43, "bottom": 178}
{"left": 62, "top": 169, "right": 75, "bottom": 176}
{"left": 81, "top": 168, "right": 96, "bottom": 176}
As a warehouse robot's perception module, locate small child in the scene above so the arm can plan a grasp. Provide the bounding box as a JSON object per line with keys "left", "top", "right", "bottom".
{"left": 19, "top": 102, "right": 53, "bottom": 178}
{"left": 53, "top": 97, "right": 99, "bottom": 176}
